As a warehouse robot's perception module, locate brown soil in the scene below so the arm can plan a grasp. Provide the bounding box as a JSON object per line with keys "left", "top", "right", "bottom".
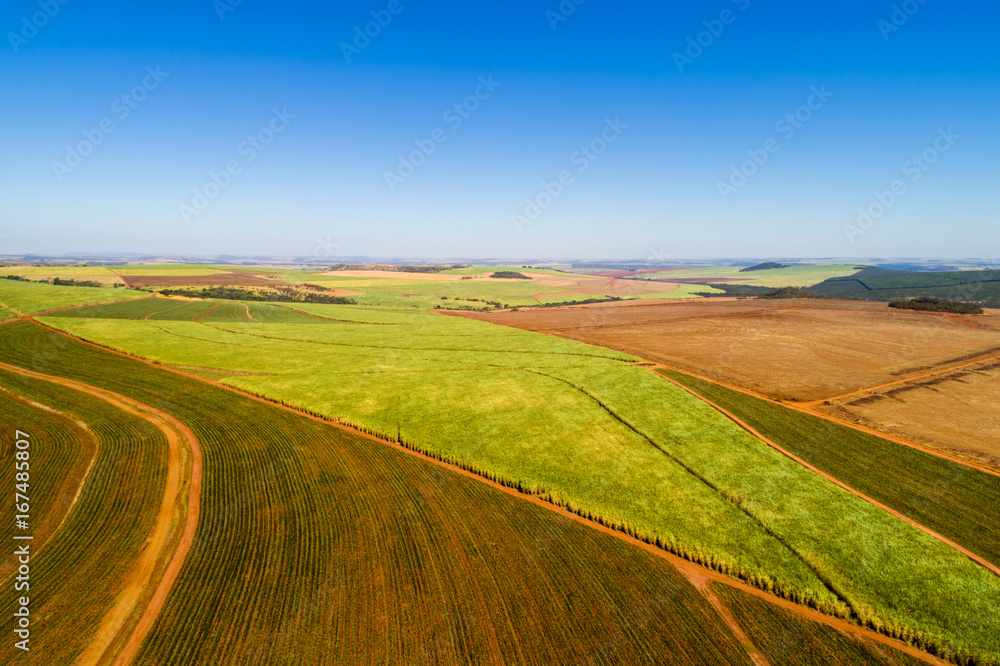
{"left": 819, "top": 360, "right": 1000, "bottom": 469}
{"left": 460, "top": 299, "right": 1000, "bottom": 469}
{"left": 461, "top": 299, "right": 1000, "bottom": 401}
{"left": 25, "top": 317, "right": 949, "bottom": 665}
{"left": 106, "top": 268, "right": 130, "bottom": 287}
{"left": 0, "top": 362, "right": 202, "bottom": 666}
{"left": 657, "top": 368, "right": 1000, "bottom": 578}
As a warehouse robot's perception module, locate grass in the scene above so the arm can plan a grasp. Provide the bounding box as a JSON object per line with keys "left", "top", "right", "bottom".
{"left": 659, "top": 368, "right": 1000, "bottom": 568}
{"left": 0, "top": 320, "right": 756, "bottom": 665}
{"left": 714, "top": 584, "right": 926, "bottom": 665}
{"left": 34, "top": 298, "right": 1000, "bottom": 663}
{"left": 641, "top": 265, "right": 860, "bottom": 288}
{"left": 0, "top": 305, "right": 15, "bottom": 321}
{"left": 0, "top": 367, "right": 168, "bottom": 665}
{"left": 0, "top": 279, "right": 142, "bottom": 315}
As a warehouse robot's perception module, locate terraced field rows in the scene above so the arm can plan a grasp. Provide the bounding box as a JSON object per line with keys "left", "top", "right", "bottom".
{"left": 0, "top": 320, "right": 758, "bottom": 665}
{"left": 34, "top": 303, "right": 1000, "bottom": 663}
{"left": 0, "top": 383, "right": 94, "bottom": 567}
{"left": 658, "top": 368, "right": 1000, "bottom": 568}
{"left": 0, "top": 369, "right": 168, "bottom": 665}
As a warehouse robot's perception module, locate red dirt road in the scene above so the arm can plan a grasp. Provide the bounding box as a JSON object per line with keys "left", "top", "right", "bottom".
{"left": 0, "top": 361, "right": 203, "bottom": 666}
{"left": 656, "top": 367, "right": 1000, "bottom": 579}
{"left": 20, "top": 317, "right": 950, "bottom": 665}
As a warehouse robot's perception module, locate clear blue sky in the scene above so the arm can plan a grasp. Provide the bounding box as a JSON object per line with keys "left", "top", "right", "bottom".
{"left": 1, "top": 0, "right": 997, "bottom": 259}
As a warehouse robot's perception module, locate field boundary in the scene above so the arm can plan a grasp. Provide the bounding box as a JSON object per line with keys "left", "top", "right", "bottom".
{"left": 641, "top": 357, "right": 1000, "bottom": 479}
{"left": 655, "top": 367, "right": 1000, "bottom": 580}
{"left": 21, "top": 317, "right": 951, "bottom": 665}
{"left": 0, "top": 360, "right": 203, "bottom": 666}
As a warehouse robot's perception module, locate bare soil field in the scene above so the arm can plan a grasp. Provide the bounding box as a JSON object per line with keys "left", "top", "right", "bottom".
{"left": 463, "top": 300, "right": 1000, "bottom": 467}
{"left": 820, "top": 359, "right": 1000, "bottom": 469}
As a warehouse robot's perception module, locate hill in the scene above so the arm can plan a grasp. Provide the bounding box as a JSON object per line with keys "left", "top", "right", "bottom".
{"left": 740, "top": 262, "right": 790, "bottom": 272}
{"left": 808, "top": 267, "right": 1000, "bottom": 306}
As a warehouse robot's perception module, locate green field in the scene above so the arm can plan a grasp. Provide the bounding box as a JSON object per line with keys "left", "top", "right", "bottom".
{"left": 715, "top": 585, "right": 925, "bottom": 666}
{"left": 299, "top": 273, "right": 682, "bottom": 309}
{"left": 639, "top": 265, "right": 860, "bottom": 288}
{"left": 0, "top": 279, "right": 142, "bottom": 315}
{"left": 658, "top": 369, "right": 1000, "bottom": 569}
{"left": 0, "top": 368, "right": 168, "bottom": 664}
{"left": 0, "top": 320, "right": 765, "bottom": 665}
{"left": 0, "top": 266, "right": 117, "bottom": 278}
{"left": 35, "top": 298, "right": 1000, "bottom": 663}
{"left": 809, "top": 268, "right": 1000, "bottom": 305}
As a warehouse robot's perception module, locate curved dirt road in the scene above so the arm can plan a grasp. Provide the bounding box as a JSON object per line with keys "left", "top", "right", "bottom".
{"left": 25, "top": 317, "right": 950, "bottom": 665}
{"left": 0, "top": 361, "right": 202, "bottom": 666}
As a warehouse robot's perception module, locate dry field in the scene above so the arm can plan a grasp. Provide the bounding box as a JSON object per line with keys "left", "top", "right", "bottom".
{"left": 321, "top": 269, "right": 683, "bottom": 297}
{"left": 464, "top": 299, "right": 1000, "bottom": 468}
{"left": 820, "top": 358, "right": 1000, "bottom": 468}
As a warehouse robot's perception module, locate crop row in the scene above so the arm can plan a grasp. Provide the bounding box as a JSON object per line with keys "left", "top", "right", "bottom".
{"left": 0, "top": 368, "right": 168, "bottom": 665}
{"left": 659, "top": 368, "right": 1000, "bottom": 569}
{"left": 0, "top": 320, "right": 763, "bottom": 665}
{"left": 0, "top": 383, "right": 91, "bottom": 573}
{"left": 32, "top": 308, "right": 1000, "bottom": 664}
{"left": 714, "top": 584, "right": 925, "bottom": 666}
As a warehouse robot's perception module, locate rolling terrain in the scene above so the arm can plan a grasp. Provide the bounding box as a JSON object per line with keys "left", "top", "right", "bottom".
{"left": 21, "top": 290, "right": 1000, "bottom": 663}
{"left": 0, "top": 317, "right": 937, "bottom": 666}
{"left": 467, "top": 298, "right": 1000, "bottom": 468}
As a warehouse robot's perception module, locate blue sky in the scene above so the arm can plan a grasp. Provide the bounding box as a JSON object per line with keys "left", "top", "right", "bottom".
{"left": 1, "top": 0, "right": 997, "bottom": 259}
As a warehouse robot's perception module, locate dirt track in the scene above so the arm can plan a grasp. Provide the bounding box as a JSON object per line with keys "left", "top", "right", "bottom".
{"left": 462, "top": 299, "right": 1000, "bottom": 470}
{"left": 0, "top": 361, "right": 202, "bottom": 666}
{"left": 23, "top": 317, "right": 950, "bottom": 665}
{"left": 656, "top": 367, "right": 1000, "bottom": 578}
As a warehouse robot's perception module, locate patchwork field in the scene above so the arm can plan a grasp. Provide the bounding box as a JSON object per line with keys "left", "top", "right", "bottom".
{"left": 633, "top": 264, "right": 860, "bottom": 288}
{"left": 466, "top": 298, "right": 1000, "bottom": 399}
{"left": 0, "top": 279, "right": 142, "bottom": 314}
{"left": 657, "top": 368, "right": 1000, "bottom": 568}
{"left": 0, "top": 319, "right": 812, "bottom": 666}
{"left": 3, "top": 271, "right": 998, "bottom": 664}
{"left": 466, "top": 298, "right": 1000, "bottom": 471}
{"left": 24, "top": 295, "right": 1000, "bottom": 663}
{"left": 819, "top": 359, "right": 1000, "bottom": 468}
